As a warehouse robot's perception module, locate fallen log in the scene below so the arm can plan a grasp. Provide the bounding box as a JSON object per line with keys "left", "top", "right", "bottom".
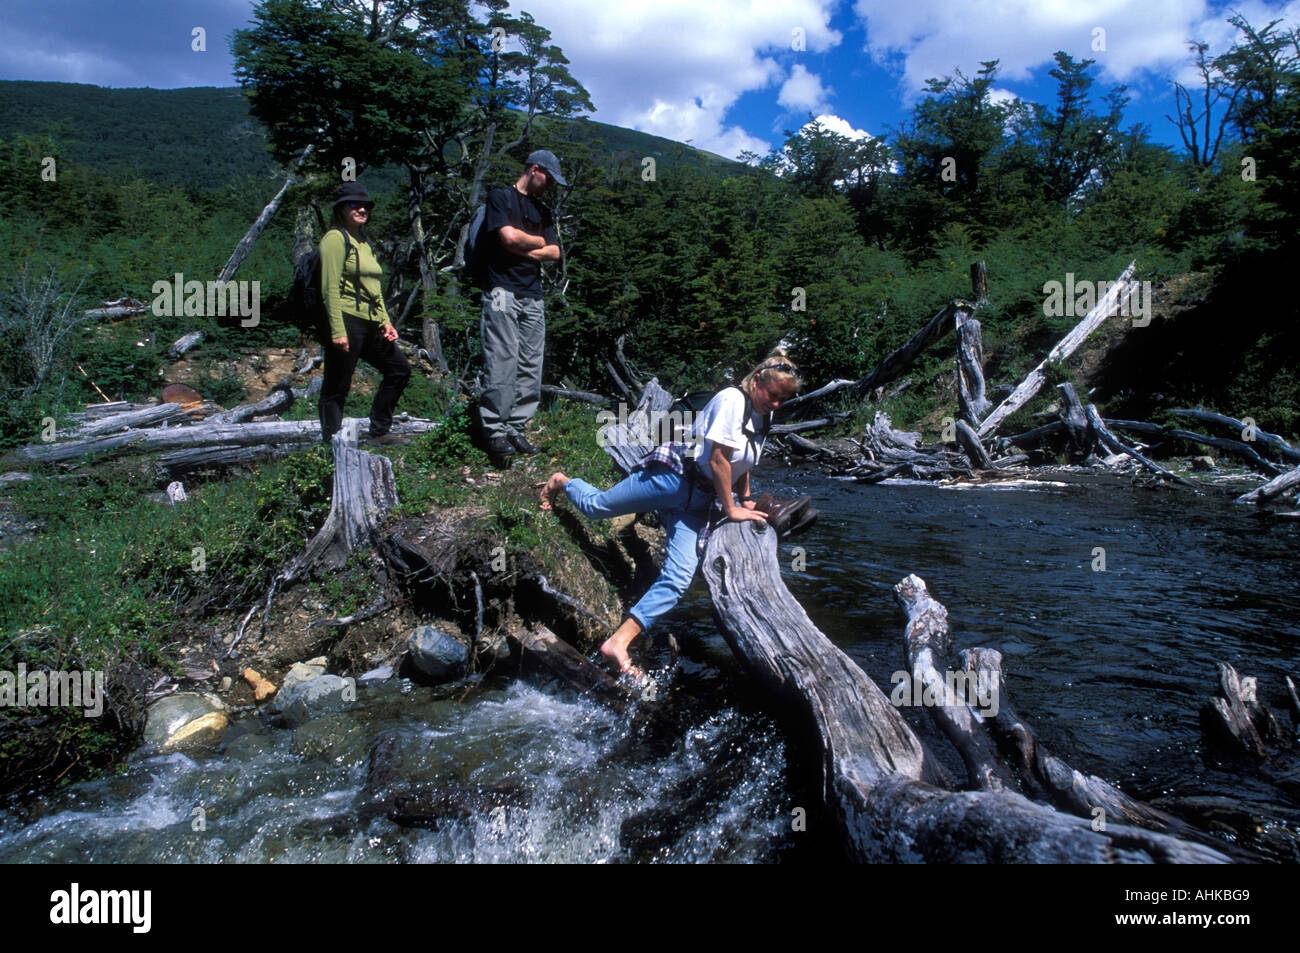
{"left": 1171, "top": 409, "right": 1300, "bottom": 464}
{"left": 897, "top": 578, "right": 1012, "bottom": 792}
{"left": 1235, "top": 463, "right": 1300, "bottom": 505}
{"left": 510, "top": 623, "right": 635, "bottom": 714}
{"left": 156, "top": 443, "right": 299, "bottom": 476}
{"left": 59, "top": 402, "right": 194, "bottom": 439}
{"left": 209, "top": 384, "right": 295, "bottom": 424}
{"left": 82, "top": 299, "right": 148, "bottom": 321}
{"left": 778, "top": 302, "right": 971, "bottom": 416}
{"left": 1105, "top": 421, "right": 1281, "bottom": 475}
{"left": 778, "top": 378, "right": 854, "bottom": 416}
{"left": 1084, "top": 405, "right": 1199, "bottom": 489}
{"left": 217, "top": 144, "right": 313, "bottom": 284}
{"left": 17, "top": 416, "right": 438, "bottom": 464}
{"left": 769, "top": 416, "right": 845, "bottom": 435}
{"left": 956, "top": 646, "right": 1238, "bottom": 854}
{"left": 978, "top": 261, "right": 1137, "bottom": 439}
{"left": 701, "top": 521, "right": 1233, "bottom": 862}
{"left": 855, "top": 301, "right": 971, "bottom": 400}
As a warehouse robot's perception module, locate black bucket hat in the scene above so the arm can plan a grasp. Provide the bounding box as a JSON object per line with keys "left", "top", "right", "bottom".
{"left": 332, "top": 182, "right": 375, "bottom": 209}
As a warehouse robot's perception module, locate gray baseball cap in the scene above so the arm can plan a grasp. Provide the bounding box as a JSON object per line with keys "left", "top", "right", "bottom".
{"left": 526, "top": 149, "right": 567, "bottom": 187}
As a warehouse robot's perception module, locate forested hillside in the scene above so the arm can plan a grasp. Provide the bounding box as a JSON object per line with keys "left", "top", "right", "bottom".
{"left": 1, "top": 4, "right": 1297, "bottom": 445}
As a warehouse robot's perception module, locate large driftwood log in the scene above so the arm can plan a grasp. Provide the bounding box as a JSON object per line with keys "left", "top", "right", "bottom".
{"left": 701, "top": 522, "right": 1233, "bottom": 862}
{"left": 82, "top": 300, "right": 148, "bottom": 321}
{"left": 955, "top": 646, "right": 1242, "bottom": 855}
{"left": 778, "top": 303, "right": 971, "bottom": 417}
{"left": 897, "top": 578, "right": 1013, "bottom": 792}
{"left": 854, "top": 301, "right": 972, "bottom": 400}
{"left": 978, "top": 261, "right": 1137, "bottom": 439}
{"left": 1235, "top": 463, "right": 1300, "bottom": 506}
{"left": 1106, "top": 421, "right": 1282, "bottom": 475}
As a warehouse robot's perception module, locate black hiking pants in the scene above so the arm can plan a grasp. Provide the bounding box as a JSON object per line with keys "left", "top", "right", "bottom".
{"left": 319, "top": 314, "right": 410, "bottom": 442}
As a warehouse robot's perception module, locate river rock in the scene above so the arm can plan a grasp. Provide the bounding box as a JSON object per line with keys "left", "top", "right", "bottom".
{"left": 358, "top": 665, "right": 393, "bottom": 683}
{"left": 144, "top": 693, "right": 228, "bottom": 751}
{"left": 271, "top": 674, "right": 355, "bottom": 727}
{"left": 407, "top": 626, "right": 467, "bottom": 683}
{"left": 282, "top": 657, "right": 329, "bottom": 690}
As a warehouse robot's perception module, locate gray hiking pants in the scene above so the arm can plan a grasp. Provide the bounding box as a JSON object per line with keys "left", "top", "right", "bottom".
{"left": 480, "top": 286, "right": 545, "bottom": 440}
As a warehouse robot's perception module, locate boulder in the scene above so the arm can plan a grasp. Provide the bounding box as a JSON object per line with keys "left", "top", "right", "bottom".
{"left": 271, "top": 674, "right": 354, "bottom": 727}
{"left": 144, "top": 693, "right": 227, "bottom": 751}
{"left": 407, "top": 626, "right": 468, "bottom": 683}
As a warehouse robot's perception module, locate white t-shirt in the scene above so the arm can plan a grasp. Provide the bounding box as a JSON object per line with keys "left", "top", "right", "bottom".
{"left": 692, "top": 387, "right": 767, "bottom": 485}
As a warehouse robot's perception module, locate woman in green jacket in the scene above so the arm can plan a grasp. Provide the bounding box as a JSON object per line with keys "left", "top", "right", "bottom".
{"left": 318, "top": 182, "right": 410, "bottom": 445}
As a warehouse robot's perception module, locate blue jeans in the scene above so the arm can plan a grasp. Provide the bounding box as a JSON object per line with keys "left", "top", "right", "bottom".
{"left": 564, "top": 468, "right": 714, "bottom": 631}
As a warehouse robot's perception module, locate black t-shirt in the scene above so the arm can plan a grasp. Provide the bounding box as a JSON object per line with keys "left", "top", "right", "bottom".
{"left": 483, "top": 186, "right": 558, "bottom": 300}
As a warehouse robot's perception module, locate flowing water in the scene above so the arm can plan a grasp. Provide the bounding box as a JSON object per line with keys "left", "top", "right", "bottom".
{"left": 1, "top": 467, "right": 1296, "bottom": 863}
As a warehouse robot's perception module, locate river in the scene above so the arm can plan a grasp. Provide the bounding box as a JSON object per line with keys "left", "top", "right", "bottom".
{"left": 1, "top": 466, "right": 1296, "bottom": 862}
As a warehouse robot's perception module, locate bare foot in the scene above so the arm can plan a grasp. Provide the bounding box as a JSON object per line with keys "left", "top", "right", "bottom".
{"left": 600, "top": 635, "right": 644, "bottom": 680}
{"left": 539, "top": 471, "right": 569, "bottom": 511}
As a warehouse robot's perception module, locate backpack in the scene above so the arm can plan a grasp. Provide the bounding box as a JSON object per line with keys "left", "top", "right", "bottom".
{"left": 286, "top": 227, "right": 359, "bottom": 341}
{"left": 461, "top": 204, "right": 489, "bottom": 288}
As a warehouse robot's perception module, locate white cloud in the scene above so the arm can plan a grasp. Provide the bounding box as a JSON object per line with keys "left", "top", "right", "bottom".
{"left": 807, "top": 113, "right": 875, "bottom": 140}
{"left": 779, "top": 64, "right": 832, "bottom": 111}
{"left": 512, "top": 0, "right": 842, "bottom": 159}
{"left": 851, "top": 0, "right": 1300, "bottom": 98}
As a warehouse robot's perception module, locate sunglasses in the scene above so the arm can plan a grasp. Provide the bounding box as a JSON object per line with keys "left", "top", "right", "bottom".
{"left": 346, "top": 203, "right": 372, "bottom": 212}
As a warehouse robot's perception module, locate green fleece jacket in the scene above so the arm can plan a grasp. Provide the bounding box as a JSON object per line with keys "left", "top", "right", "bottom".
{"left": 320, "top": 228, "right": 390, "bottom": 341}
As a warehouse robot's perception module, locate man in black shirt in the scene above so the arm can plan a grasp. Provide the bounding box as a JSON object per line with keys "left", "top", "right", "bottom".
{"left": 479, "top": 149, "right": 564, "bottom": 463}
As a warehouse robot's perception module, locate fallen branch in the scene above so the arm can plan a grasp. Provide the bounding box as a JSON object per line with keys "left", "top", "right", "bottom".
{"left": 979, "top": 261, "right": 1137, "bottom": 439}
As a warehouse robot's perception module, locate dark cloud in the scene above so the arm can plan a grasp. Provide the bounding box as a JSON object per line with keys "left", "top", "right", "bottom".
{"left": 0, "top": 0, "right": 251, "bottom": 87}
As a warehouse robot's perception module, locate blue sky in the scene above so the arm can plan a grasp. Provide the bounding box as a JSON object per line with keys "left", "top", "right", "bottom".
{"left": 3, "top": 0, "right": 1298, "bottom": 159}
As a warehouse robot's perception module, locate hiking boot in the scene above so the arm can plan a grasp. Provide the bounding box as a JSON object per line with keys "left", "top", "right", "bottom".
{"left": 485, "top": 435, "right": 517, "bottom": 468}
{"left": 783, "top": 505, "right": 819, "bottom": 538}
{"left": 507, "top": 430, "right": 541, "bottom": 455}
{"left": 752, "top": 492, "right": 813, "bottom": 537}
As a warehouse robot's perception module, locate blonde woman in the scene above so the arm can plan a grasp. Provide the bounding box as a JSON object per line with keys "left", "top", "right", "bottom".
{"left": 540, "top": 351, "right": 802, "bottom": 677}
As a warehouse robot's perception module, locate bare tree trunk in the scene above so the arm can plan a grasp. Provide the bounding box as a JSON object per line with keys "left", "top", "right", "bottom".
{"left": 218, "top": 144, "right": 314, "bottom": 284}
{"left": 978, "top": 261, "right": 1137, "bottom": 439}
